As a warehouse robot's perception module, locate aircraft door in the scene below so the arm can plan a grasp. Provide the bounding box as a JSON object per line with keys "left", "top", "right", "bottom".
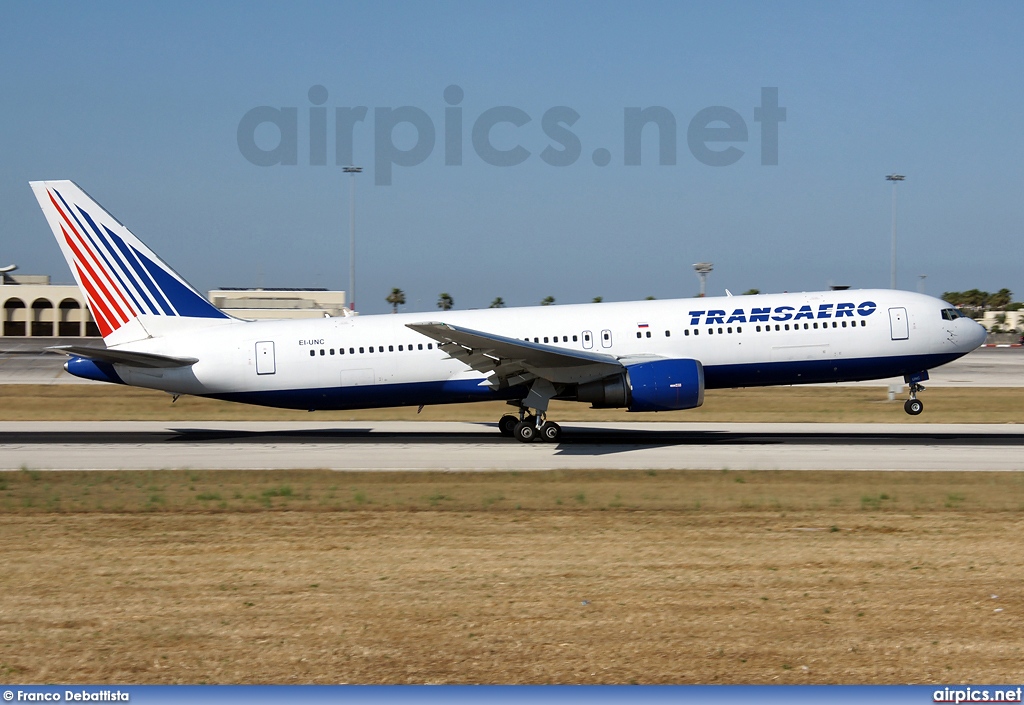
{"left": 889, "top": 307, "right": 909, "bottom": 340}
{"left": 601, "top": 329, "right": 613, "bottom": 348}
{"left": 582, "top": 330, "right": 594, "bottom": 349}
{"left": 255, "top": 341, "right": 276, "bottom": 374}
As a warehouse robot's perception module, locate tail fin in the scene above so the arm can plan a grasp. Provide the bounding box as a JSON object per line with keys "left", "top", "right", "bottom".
{"left": 30, "top": 180, "right": 232, "bottom": 345}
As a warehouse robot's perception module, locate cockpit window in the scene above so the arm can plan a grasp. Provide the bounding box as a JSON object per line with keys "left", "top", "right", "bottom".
{"left": 941, "top": 308, "right": 967, "bottom": 320}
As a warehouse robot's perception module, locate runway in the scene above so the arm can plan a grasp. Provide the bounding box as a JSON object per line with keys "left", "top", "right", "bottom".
{"left": 2, "top": 421, "right": 1023, "bottom": 472}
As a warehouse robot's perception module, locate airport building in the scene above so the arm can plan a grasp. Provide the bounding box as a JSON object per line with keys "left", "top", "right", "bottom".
{"left": 2, "top": 268, "right": 347, "bottom": 338}
{"left": 1, "top": 272, "right": 96, "bottom": 337}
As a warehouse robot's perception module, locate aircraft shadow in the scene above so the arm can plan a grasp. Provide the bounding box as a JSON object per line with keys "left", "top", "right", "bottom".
{"left": 0, "top": 426, "right": 1022, "bottom": 456}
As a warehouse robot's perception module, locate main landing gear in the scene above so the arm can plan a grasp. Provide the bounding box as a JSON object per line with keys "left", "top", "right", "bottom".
{"left": 497, "top": 406, "right": 562, "bottom": 443}
{"left": 904, "top": 382, "right": 925, "bottom": 416}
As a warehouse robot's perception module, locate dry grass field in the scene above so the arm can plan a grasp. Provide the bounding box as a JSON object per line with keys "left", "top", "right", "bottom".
{"left": 2, "top": 469, "right": 1024, "bottom": 684}
{"left": 0, "top": 383, "right": 1022, "bottom": 423}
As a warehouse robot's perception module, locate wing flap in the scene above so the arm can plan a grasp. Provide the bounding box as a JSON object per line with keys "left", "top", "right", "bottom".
{"left": 407, "top": 321, "right": 622, "bottom": 385}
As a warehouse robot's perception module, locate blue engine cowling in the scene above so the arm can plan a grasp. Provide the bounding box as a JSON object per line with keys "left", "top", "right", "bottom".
{"left": 625, "top": 358, "right": 704, "bottom": 412}
{"left": 575, "top": 358, "right": 704, "bottom": 412}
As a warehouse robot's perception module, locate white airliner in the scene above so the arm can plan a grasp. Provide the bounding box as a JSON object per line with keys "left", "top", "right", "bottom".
{"left": 30, "top": 180, "right": 987, "bottom": 442}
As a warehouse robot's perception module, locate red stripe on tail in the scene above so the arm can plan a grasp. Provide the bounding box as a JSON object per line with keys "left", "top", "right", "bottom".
{"left": 49, "top": 191, "right": 135, "bottom": 322}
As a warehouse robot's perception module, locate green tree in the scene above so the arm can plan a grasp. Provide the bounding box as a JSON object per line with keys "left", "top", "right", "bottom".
{"left": 591, "top": 296, "right": 603, "bottom": 303}
{"left": 437, "top": 292, "right": 454, "bottom": 311}
{"left": 743, "top": 288, "right": 761, "bottom": 295}
{"left": 489, "top": 297, "right": 505, "bottom": 308}
{"left": 990, "top": 288, "right": 1013, "bottom": 310}
{"left": 645, "top": 295, "right": 656, "bottom": 300}
{"left": 385, "top": 287, "right": 406, "bottom": 314}
{"left": 540, "top": 296, "right": 555, "bottom": 306}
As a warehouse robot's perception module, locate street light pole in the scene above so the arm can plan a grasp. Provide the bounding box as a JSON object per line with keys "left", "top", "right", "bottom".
{"left": 886, "top": 174, "right": 905, "bottom": 290}
{"left": 344, "top": 166, "right": 363, "bottom": 310}
{"left": 692, "top": 262, "right": 713, "bottom": 297}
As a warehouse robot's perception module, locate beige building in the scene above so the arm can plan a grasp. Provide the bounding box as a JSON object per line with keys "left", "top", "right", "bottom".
{"left": 1, "top": 273, "right": 97, "bottom": 337}
{"left": 980, "top": 310, "right": 1024, "bottom": 333}
{"left": 2, "top": 270, "right": 348, "bottom": 338}
{"left": 208, "top": 289, "right": 348, "bottom": 320}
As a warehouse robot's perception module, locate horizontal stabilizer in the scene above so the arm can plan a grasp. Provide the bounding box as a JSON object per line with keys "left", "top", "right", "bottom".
{"left": 49, "top": 345, "right": 198, "bottom": 369}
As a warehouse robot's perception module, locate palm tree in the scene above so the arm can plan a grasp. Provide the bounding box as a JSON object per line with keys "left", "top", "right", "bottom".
{"left": 385, "top": 287, "right": 406, "bottom": 314}
{"left": 540, "top": 296, "right": 555, "bottom": 306}
{"left": 437, "top": 292, "right": 454, "bottom": 311}
{"left": 489, "top": 297, "right": 505, "bottom": 308}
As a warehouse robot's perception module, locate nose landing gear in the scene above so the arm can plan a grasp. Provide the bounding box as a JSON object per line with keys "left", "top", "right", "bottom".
{"left": 902, "top": 371, "right": 929, "bottom": 416}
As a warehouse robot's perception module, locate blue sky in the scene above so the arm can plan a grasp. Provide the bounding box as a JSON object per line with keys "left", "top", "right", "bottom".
{"left": 2, "top": 1, "right": 1022, "bottom": 314}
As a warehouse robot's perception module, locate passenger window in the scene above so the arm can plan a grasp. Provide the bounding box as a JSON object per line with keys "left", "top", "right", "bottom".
{"left": 349, "top": 348, "right": 354, "bottom": 354}
{"left": 842, "top": 321, "right": 847, "bottom": 328}
{"left": 804, "top": 323, "right": 809, "bottom": 330}
{"left": 694, "top": 329, "right": 699, "bottom": 336}
{"left": 309, "top": 350, "right": 315, "bottom": 357}
{"left": 428, "top": 343, "right": 433, "bottom": 349}
{"left": 784, "top": 324, "right": 790, "bottom": 331}
{"left": 737, "top": 326, "right": 742, "bottom": 333}
{"left": 637, "top": 332, "right": 642, "bottom": 339}
{"left": 718, "top": 327, "right": 723, "bottom": 334}
{"left": 544, "top": 337, "right": 549, "bottom": 343}
{"left": 813, "top": 322, "right": 818, "bottom": 329}
{"left": 861, "top": 320, "right": 866, "bottom": 326}
{"left": 756, "top": 325, "right": 761, "bottom": 332}
{"left": 572, "top": 335, "right": 578, "bottom": 342}
{"left": 563, "top": 336, "right": 568, "bottom": 342}
{"left": 646, "top": 331, "right": 651, "bottom": 338}
{"left": 727, "top": 327, "right": 733, "bottom": 334}
{"left": 389, "top": 345, "right": 394, "bottom": 352}
{"left": 359, "top": 347, "right": 365, "bottom": 353}
{"left": 708, "top": 328, "right": 714, "bottom": 335}
{"left": 340, "top": 348, "right": 345, "bottom": 355}
{"left": 330, "top": 349, "right": 335, "bottom": 355}
{"left": 398, "top": 345, "right": 403, "bottom": 351}
{"left": 665, "top": 330, "right": 671, "bottom": 337}
{"left": 418, "top": 344, "right": 423, "bottom": 350}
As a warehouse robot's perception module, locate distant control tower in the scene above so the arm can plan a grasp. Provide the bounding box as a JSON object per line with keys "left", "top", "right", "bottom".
{"left": 693, "top": 262, "right": 713, "bottom": 297}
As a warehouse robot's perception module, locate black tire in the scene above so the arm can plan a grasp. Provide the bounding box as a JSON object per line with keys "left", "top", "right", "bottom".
{"left": 904, "top": 398, "right": 923, "bottom": 415}
{"left": 498, "top": 414, "right": 519, "bottom": 437}
{"left": 514, "top": 421, "right": 537, "bottom": 443}
{"left": 539, "top": 421, "right": 562, "bottom": 442}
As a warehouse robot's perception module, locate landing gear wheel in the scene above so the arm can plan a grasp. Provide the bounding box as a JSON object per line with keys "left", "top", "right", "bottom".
{"left": 539, "top": 421, "right": 562, "bottom": 443}
{"left": 904, "top": 398, "right": 923, "bottom": 415}
{"left": 514, "top": 421, "right": 538, "bottom": 443}
{"left": 498, "top": 414, "right": 519, "bottom": 437}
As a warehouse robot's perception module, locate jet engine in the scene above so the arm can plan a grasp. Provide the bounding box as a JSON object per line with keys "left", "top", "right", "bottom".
{"left": 574, "top": 358, "right": 704, "bottom": 412}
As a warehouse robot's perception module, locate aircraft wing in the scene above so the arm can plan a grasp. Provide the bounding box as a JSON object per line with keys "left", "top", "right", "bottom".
{"left": 48, "top": 345, "right": 199, "bottom": 369}
{"left": 406, "top": 321, "right": 623, "bottom": 388}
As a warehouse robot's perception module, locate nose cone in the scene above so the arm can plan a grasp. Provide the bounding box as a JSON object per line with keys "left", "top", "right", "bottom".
{"left": 967, "top": 319, "right": 988, "bottom": 350}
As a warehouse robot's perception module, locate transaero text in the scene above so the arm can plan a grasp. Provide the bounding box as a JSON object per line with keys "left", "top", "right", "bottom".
{"left": 687, "top": 301, "right": 877, "bottom": 326}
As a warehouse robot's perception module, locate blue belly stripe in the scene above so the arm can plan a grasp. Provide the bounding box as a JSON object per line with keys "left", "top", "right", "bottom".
{"left": 201, "top": 352, "right": 965, "bottom": 412}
